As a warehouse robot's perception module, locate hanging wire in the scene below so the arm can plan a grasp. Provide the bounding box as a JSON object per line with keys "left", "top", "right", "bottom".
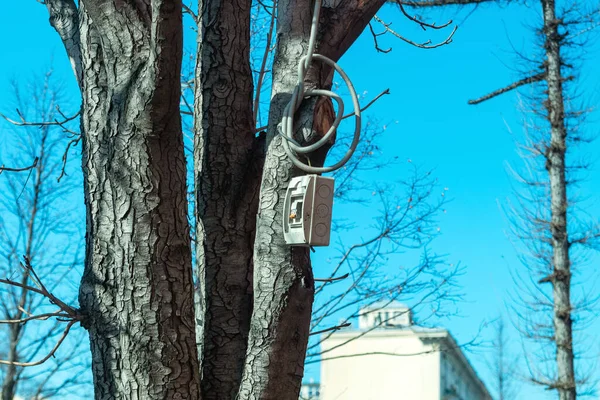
{"left": 280, "top": 0, "right": 362, "bottom": 174}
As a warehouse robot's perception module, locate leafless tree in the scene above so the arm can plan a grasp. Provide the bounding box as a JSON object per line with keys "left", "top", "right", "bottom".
{"left": 0, "top": 72, "right": 90, "bottom": 399}
{"left": 0, "top": 0, "right": 495, "bottom": 399}
{"left": 470, "top": 2, "right": 600, "bottom": 398}
{"left": 486, "top": 317, "right": 519, "bottom": 400}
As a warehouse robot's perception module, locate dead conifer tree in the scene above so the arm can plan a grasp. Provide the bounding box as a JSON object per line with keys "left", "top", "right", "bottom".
{"left": 470, "top": 2, "right": 600, "bottom": 398}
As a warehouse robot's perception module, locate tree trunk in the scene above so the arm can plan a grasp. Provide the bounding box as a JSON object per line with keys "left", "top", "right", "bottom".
{"left": 193, "top": 0, "right": 262, "bottom": 398}
{"left": 40, "top": 0, "right": 387, "bottom": 399}
{"left": 540, "top": 0, "right": 575, "bottom": 398}
{"left": 76, "top": 2, "right": 200, "bottom": 398}
{"left": 237, "top": 1, "right": 385, "bottom": 398}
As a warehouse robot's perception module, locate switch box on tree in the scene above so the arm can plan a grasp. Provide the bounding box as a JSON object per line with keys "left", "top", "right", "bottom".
{"left": 283, "top": 175, "right": 334, "bottom": 246}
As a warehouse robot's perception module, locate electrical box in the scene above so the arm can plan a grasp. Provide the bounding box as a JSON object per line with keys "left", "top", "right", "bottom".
{"left": 283, "top": 175, "right": 334, "bottom": 247}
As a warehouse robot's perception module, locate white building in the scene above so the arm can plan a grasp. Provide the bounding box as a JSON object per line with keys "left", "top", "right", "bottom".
{"left": 307, "top": 301, "right": 491, "bottom": 400}
{"left": 300, "top": 379, "right": 321, "bottom": 400}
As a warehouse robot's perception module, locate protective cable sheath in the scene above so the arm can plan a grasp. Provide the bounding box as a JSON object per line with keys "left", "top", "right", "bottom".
{"left": 280, "top": 0, "right": 362, "bottom": 174}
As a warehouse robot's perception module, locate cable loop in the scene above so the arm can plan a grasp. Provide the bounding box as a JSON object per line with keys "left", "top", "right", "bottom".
{"left": 280, "top": 0, "right": 361, "bottom": 174}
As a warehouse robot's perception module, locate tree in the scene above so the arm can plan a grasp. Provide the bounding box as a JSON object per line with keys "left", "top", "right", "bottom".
{"left": 470, "top": 2, "right": 600, "bottom": 398}
{"left": 0, "top": 72, "right": 90, "bottom": 399}
{"left": 487, "top": 317, "right": 518, "bottom": 400}
{"left": 0, "top": 0, "right": 491, "bottom": 399}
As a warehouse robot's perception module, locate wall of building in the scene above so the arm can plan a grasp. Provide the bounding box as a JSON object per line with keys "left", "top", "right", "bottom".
{"left": 319, "top": 330, "right": 441, "bottom": 400}
{"left": 440, "top": 350, "right": 490, "bottom": 400}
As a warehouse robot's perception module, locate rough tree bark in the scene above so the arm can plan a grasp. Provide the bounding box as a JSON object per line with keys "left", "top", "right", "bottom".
{"left": 41, "top": 0, "right": 394, "bottom": 398}
{"left": 75, "top": 1, "right": 200, "bottom": 398}
{"left": 193, "top": 0, "right": 261, "bottom": 398}
{"left": 44, "top": 0, "right": 82, "bottom": 86}
{"left": 237, "top": 1, "right": 386, "bottom": 398}
{"left": 540, "top": 0, "right": 575, "bottom": 397}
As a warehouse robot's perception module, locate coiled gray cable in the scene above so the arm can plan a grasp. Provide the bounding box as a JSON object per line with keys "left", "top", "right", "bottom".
{"left": 280, "top": 0, "right": 362, "bottom": 174}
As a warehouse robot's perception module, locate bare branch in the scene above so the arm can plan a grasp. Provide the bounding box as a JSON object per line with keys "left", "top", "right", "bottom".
{"left": 182, "top": 3, "right": 198, "bottom": 22}
{"left": 309, "top": 322, "right": 351, "bottom": 336}
{"left": 0, "top": 311, "right": 69, "bottom": 324}
{"left": 0, "top": 158, "right": 39, "bottom": 174}
{"left": 1, "top": 107, "right": 81, "bottom": 182}
{"left": 0, "top": 320, "right": 76, "bottom": 367}
{"left": 397, "top": 0, "right": 493, "bottom": 7}
{"left": 0, "top": 108, "right": 80, "bottom": 127}
{"left": 398, "top": 3, "right": 453, "bottom": 30}
{"left": 0, "top": 258, "right": 80, "bottom": 319}
{"left": 373, "top": 15, "right": 457, "bottom": 49}
{"left": 253, "top": 0, "right": 278, "bottom": 129}
{"left": 56, "top": 135, "right": 82, "bottom": 183}
{"left": 469, "top": 73, "right": 546, "bottom": 105}
{"left": 0, "top": 69, "right": 87, "bottom": 397}
{"left": 342, "top": 89, "right": 391, "bottom": 120}
{"left": 368, "top": 22, "right": 392, "bottom": 53}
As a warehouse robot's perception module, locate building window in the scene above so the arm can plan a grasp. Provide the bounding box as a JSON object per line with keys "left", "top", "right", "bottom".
{"left": 373, "top": 313, "right": 382, "bottom": 327}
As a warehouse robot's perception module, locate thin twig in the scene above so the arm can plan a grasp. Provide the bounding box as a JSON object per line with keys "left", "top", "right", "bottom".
{"left": 0, "top": 258, "right": 81, "bottom": 368}
{"left": 0, "top": 157, "right": 39, "bottom": 174}
{"left": 0, "top": 109, "right": 80, "bottom": 127}
{"left": 369, "top": 22, "right": 392, "bottom": 53}
{"left": 373, "top": 15, "right": 456, "bottom": 50}
{"left": 0, "top": 279, "right": 46, "bottom": 297}
{"left": 342, "top": 89, "right": 391, "bottom": 120}
{"left": 0, "top": 320, "right": 76, "bottom": 367}
{"left": 1, "top": 257, "right": 80, "bottom": 318}
{"left": 182, "top": 3, "right": 198, "bottom": 23}
{"left": 0, "top": 311, "right": 69, "bottom": 324}
{"left": 253, "top": 0, "right": 278, "bottom": 129}
{"left": 398, "top": 3, "right": 452, "bottom": 30}
{"left": 57, "top": 135, "right": 82, "bottom": 182}
{"left": 22, "top": 256, "right": 79, "bottom": 317}
{"left": 253, "top": 89, "right": 391, "bottom": 134}
{"left": 398, "top": 0, "right": 493, "bottom": 7}
{"left": 255, "top": 125, "right": 268, "bottom": 133}
{"left": 309, "top": 322, "right": 351, "bottom": 336}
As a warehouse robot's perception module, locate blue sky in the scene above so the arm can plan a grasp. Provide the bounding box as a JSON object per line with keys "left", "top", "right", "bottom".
{"left": 1, "top": 1, "right": 600, "bottom": 399}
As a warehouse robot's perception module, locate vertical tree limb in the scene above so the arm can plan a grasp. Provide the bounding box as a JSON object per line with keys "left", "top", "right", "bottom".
{"left": 238, "top": 1, "right": 386, "bottom": 398}
{"left": 193, "top": 0, "right": 260, "bottom": 396}
{"left": 540, "top": 0, "right": 575, "bottom": 398}
{"left": 76, "top": 1, "right": 201, "bottom": 398}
